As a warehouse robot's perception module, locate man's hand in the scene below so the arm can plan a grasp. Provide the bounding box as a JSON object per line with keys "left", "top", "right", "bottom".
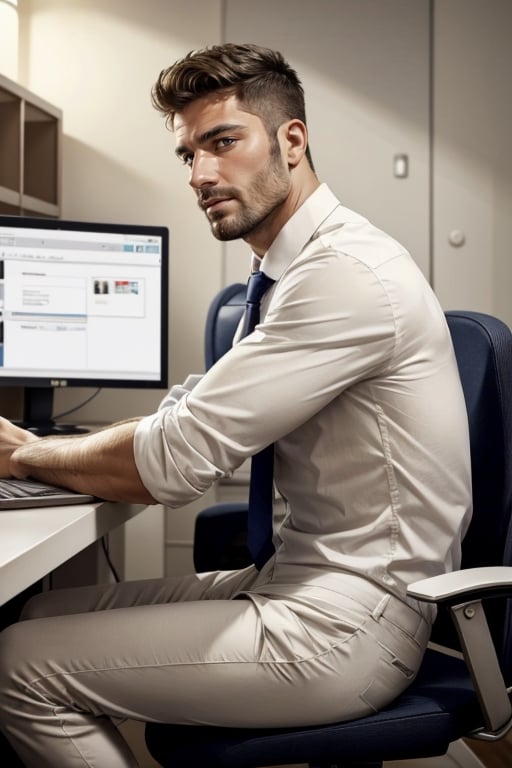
{"left": 0, "top": 417, "right": 39, "bottom": 478}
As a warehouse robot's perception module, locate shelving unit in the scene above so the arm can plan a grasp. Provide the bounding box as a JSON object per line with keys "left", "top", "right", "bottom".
{"left": 0, "top": 72, "right": 61, "bottom": 218}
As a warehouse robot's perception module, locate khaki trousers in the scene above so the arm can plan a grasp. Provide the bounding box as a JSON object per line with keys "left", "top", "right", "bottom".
{"left": 0, "top": 564, "right": 430, "bottom": 767}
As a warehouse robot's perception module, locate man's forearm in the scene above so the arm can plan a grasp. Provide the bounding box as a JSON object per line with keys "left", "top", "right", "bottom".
{"left": 9, "top": 421, "right": 156, "bottom": 504}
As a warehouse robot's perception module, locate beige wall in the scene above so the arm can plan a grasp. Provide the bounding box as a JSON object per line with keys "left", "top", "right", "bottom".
{"left": 432, "top": 0, "right": 512, "bottom": 324}
{"left": 0, "top": 0, "right": 19, "bottom": 81}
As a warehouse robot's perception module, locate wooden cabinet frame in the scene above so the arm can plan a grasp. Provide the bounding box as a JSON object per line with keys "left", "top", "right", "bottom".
{"left": 0, "top": 73, "right": 61, "bottom": 217}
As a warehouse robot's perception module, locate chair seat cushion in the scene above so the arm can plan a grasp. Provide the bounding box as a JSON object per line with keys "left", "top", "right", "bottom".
{"left": 145, "top": 648, "right": 482, "bottom": 768}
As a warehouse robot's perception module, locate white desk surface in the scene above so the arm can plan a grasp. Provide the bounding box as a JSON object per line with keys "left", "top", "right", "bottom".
{"left": 0, "top": 501, "right": 144, "bottom": 606}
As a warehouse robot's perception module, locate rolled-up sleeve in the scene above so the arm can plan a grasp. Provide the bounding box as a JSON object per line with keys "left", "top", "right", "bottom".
{"left": 134, "top": 405, "right": 227, "bottom": 507}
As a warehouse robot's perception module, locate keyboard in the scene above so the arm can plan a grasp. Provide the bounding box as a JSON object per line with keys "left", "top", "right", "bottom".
{"left": 0, "top": 478, "right": 95, "bottom": 509}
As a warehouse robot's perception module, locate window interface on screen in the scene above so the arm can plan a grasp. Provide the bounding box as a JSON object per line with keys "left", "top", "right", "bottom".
{"left": 0, "top": 225, "right": 164, "bottom": 383}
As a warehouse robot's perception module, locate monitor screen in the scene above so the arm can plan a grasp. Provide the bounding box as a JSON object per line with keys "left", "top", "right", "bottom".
{"left": 0, "top": 215, "right": 169, "bottom": 434}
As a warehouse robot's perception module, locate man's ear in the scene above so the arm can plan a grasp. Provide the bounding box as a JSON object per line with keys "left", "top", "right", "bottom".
{"left": 280, "top": 119, "right": 308, "bottom": 168}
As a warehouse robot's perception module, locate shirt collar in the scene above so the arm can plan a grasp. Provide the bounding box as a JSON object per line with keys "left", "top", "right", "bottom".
{"left": 254, "top": 183, "right": 342, "bottom": 281}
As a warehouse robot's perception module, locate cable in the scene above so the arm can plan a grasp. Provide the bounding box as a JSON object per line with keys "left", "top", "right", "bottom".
{"left": 52, "top": 388, "right": 102, "bottom": 421}
{"left": 102, "top": 536, "right": 120, "bottom": 582}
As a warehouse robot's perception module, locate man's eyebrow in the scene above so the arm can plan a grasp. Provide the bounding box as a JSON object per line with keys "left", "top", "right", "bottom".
{"left": 175, "top": 123, "right": 246, "bottom": 158}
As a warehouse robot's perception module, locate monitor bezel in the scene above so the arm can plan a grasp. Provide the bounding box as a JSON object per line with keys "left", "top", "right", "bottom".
{"left": 0, "top": 214, "right": 169, "bottom": 392}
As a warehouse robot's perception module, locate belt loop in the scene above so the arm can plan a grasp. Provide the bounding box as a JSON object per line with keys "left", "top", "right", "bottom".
{"left": 371, "top": 593, "right": 391, "bottom": 621}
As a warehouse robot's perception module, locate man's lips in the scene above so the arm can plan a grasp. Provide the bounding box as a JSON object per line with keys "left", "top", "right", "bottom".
{"left": 201, "top": 197, "right": 236, "bottom": 218}
{"left": 204, "top": 198, "right": 230, "bottom": 210}
{"left": 199, "top": 191, "right": 237, "bottom": 212}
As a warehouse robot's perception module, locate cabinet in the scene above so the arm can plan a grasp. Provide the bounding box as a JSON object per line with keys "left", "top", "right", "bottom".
{"left": 0, "top": 73, "right": 61, "bottom": 217}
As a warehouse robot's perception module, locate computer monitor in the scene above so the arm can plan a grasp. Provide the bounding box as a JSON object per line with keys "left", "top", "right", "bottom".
{"left": 0, "top": 215, "right": 169, "bottom": 434}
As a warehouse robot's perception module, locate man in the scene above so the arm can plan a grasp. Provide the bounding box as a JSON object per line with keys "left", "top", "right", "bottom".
{"left": 0, "top": 44, "right": 471, "bottom": 767}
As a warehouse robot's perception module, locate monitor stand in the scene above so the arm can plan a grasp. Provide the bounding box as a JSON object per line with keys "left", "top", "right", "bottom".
{"left": 14, "top": 387, "right": 90, "bottom": 437}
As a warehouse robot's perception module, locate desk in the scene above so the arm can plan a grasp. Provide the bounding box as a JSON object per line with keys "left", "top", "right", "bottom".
{"left": 0, "top": 501, "right": 144, "bottom": 606}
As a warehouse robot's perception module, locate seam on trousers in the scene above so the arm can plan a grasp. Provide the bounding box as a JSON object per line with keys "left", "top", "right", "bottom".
{"left": 28, "top": 627, "right": 365, "bottom": 690}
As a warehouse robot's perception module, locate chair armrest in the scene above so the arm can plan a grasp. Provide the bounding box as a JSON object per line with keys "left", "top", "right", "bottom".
{"left": 407, "top": 567, "right": 512, "bottom": 740}
{"left": 408, "top": 566, "right": 512, "bottom": 604}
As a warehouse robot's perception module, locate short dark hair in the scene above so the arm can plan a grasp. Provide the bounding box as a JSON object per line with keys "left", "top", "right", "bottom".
{"left": 152, "top": 43, "right": 313, "bottom": 166}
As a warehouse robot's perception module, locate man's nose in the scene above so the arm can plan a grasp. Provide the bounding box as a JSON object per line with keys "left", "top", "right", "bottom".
{"left": 189, "top": 151, "right": 218, "bottom": 189}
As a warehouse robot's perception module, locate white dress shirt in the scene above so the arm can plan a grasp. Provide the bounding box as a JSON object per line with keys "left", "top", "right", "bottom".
{"left": 134, "top": 184, "right": 472, "bottom": 612}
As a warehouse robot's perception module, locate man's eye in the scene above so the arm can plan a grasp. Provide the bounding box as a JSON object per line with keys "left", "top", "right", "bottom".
{"left": 181, "top": 154, "right": 194, "bottom": 167}
{"left": 216, "top": 137, "right": 236, "bottom": 150}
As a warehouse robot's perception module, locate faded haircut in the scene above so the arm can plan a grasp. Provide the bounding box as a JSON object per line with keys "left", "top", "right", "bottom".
{"left": 151, "top": 43, "right": 314, "bottom": 167}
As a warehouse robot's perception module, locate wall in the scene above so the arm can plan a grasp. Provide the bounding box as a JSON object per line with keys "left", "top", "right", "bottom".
{"left": 432, "top": 0, "right": 512, "bottom": 326}
{"left": 0, "top": 0, "right": 18, "bottom": 81}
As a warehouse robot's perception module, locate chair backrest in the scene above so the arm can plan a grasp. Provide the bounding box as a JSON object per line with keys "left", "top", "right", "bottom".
{"left": 204, "top": 283, "right": 246, "bottom": 369}
{"left": 444, "top": 311, "right": 512, "bottom": 682}
{"left": 204, "top": 288, "right": 512, "bottom": 682}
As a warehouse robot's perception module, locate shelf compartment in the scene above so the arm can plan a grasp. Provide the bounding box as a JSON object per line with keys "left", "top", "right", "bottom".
{"left": 0, "top": 86, "right": 21, "bottom": 195}
{"left": 23, "top": 103, "right": 60, "bottom": 206}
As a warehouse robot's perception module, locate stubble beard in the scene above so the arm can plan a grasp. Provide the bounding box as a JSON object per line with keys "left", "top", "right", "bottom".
{"left": 203, "top": 152, "right": 290, "bottom": 242}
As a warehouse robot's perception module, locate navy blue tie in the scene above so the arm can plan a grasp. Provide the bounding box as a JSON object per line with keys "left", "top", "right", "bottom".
{"left": 241, "top": 271, "right": 276, "bottom": 569}
{"left": 239, "top": 270, "right": 275, "bottom": 339}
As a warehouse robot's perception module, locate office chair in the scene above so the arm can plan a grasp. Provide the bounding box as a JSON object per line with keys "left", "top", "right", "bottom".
{"left": 204, "top": 282, "right": 248, "bottom": 370}
{"left": 145, "top": 290, "right": 512, "bottom": 768}
{"left": 194, "top": 283, "right": 251, "bottom": 573}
